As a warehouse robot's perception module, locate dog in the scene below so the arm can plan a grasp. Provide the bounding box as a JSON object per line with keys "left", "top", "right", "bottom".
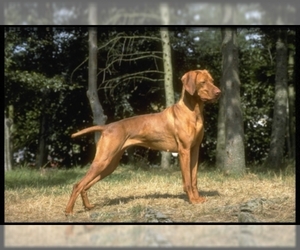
{"left": 65, "top": 70, "right": 221, "bottom": 214}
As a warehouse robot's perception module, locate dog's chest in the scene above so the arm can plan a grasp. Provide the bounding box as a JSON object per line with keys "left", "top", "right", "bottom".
{"left": 194, "top": 116, "right": 204, "bottom": 139}
{"left": 187, "top": 110, "right": 204, "bottom": 143}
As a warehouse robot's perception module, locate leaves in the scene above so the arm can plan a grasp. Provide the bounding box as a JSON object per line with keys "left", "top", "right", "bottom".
{"left": 5, "top": 27, "right": 296, "bottom": 166}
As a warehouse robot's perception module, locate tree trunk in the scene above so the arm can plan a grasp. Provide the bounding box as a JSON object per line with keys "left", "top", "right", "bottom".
{"left": 36, "top": 111, "right": 48, "bottom": 168}
{"left": 160, "top": 3, "right": 174, "bottom": 169}
{"left": 5, "top": 117, "right": 12, "bottom": 171}
{"left": 286, "top": 48, "right": 295, "bottom": 161}
{"left": 87, "top": 27, "right": 107, "bottom": 144}
{"left": 264, "top": 31, "right": 288, "bottom": 169}
{"left": 160, "top": 4, "right": 174, "bottom": 168}
{"left": 287, "top": 84, "right": 295, "bottom": 161}
{"left": 35, "top": 30, "right": 56, "bottom": 169}
{"left": 221, "top": 28, "right": 245, "bottom": 175}
{"left": 5, "top": 105, "right": 14, "bottom": 171}
{"left": 215, "top": 73, "right": 226, "bottom": 169}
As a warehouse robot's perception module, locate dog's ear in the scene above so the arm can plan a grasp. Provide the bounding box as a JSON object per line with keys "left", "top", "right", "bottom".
{"left": 181, "top": 71, "right": 197, "bottom": 95}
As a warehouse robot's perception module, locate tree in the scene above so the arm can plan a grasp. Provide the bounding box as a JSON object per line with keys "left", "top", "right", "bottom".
{"left": 219, "top": 28, "right": 245, "bottom": 175}
{"left": 5, "top": 117, "right": 13, "bottom": 171}
{"left": 286, "top": 30, "right": 295, "bottom": 162}
{"left": 5, "top": 26, "right": 295, "bottom": 168}
{"left": 35, "top": 91, "right": 49, "bottom": 168}
{"left": 215, "top": 64, "right": 226, "bottom": 170}
{"left": 5, "top": 27, "right": 90, "bottom": 167}
{"left": 87, "top": 27, "right": 107, "bottom": 143}
{"left": 264, "top": 30, "right": 288, "bottom": 169}
{"left": 160, "top": 3, "right": 175, "bottom": 169}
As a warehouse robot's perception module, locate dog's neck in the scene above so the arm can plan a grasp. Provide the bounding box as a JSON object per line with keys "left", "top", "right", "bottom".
{"left": 180, "top": 88, "right": 204, "bottom": 115}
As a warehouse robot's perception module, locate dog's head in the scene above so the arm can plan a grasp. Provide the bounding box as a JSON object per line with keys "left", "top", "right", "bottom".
{"left": 181, "top": 70, "right": 221, "bottom": 103}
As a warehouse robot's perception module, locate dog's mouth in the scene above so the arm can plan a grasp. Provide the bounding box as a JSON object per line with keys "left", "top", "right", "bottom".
{"left": 202, "top": 92, "right": 221, "bottom": 103}
{"left": 201, "top": 97, "right": 219, "bottom": 103}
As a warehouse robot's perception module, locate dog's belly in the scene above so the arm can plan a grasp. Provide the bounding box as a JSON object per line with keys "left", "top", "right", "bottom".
{"left": 140, "top": 139, "right": 178, "bottom": 152}
{"left": 123, "top": 135, "right": 178, "bottom": 152}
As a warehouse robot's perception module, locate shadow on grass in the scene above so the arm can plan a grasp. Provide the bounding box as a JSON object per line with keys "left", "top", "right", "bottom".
{"left": 74, "top": 189, "right": 221, "bottom": 214}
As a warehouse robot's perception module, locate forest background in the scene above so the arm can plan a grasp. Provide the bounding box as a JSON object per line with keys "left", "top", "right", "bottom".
{"left": 4, "top": 26, "right": 296, "bottom": 173}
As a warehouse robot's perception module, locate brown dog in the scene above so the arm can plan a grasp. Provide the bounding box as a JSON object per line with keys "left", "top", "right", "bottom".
{"left": 65, "top": 70, "right": 221, "bottom": 215}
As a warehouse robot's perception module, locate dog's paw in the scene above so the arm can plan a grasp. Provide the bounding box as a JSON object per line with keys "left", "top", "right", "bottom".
{"left": 84, "top": 204, "right": 95, "bottom": 210}
{"left": 190, "top": 197, "right": 207, "bottom": 204}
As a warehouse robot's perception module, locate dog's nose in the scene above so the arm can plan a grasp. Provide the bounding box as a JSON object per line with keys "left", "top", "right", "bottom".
{"left": 215, "top": 89, "right": 221, "bottom": 97}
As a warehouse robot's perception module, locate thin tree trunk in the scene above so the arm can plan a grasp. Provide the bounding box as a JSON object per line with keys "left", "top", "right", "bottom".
{"left": 215, "top": 73, "right": 226, "bottom": 169}
{"left": 36, "top": 111, "right": 48, "bottom": 168}
{"left": 264, "top": 32, "right": 288, "bottom": 169}
{"left": 287, "top": 84, "right": 295, "bottom": 161}
{"left": 35, "top": 30, "right": 55, "bottom": 169}
{"left": 287, "top": 49, "right": 295, "bottom": 161}
{"left": 5, "top": 105, "right": 14, "bottom": 171}
{"left": 87, "top": 27, "right": 107, "bottom": 143}
{"left": 160, "top": 3, "right": 174, "bottom": 169}
{"left": 5, "top": 117, "right": 12, "bottom": 171}
{"left": 221, "top": 28, "right": 245, "bottom": 175}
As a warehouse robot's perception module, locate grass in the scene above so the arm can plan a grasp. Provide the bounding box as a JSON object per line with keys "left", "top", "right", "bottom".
{"left": 5, "top": 163, "right": 295, "bottom": 223}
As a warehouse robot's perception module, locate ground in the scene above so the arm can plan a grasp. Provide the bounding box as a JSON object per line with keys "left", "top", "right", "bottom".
{"left": 5, "top": 165, "right": 295, "bottom": 247}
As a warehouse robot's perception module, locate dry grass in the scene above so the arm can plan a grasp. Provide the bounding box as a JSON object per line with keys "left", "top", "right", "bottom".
{"left": 5, "top": 164, "right": 295, "bottom": 223}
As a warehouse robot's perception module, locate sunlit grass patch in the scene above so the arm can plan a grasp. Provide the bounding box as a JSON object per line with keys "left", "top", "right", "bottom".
{"left": 5, "top": 163, "right": 295, "bottom": 223}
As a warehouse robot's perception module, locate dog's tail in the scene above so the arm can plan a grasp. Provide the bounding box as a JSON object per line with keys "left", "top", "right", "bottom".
{"left": 71, "top": 126, "right": 106, "bottom": 138}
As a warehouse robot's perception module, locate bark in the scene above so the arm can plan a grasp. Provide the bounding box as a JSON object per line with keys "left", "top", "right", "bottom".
{"left": 264, "top": 33, "right": 288, "bottom": 169}
{"left": 215, "top": 75, "right": 226, "bottom": 169}
{"left": 286, "top": 49, "right": 295, "bottom": 161}
{"left": 160, "top": 3, "right": 174, "bottom": 169}
{"left": 221, "top": 28, "right": 245, "bottom": 175}
{"left": 5, "top": 105, "right": 14, "bottom": 171}
{"left": 87, "top": 27, "right": 107, "bottom": 143}
{"left": 36, "top": 111, "right": 48, "bottom": 168}
{"left": 287, "top": 84, "right": 295, "bottom": 161}
{"left": 5, "top": 117, "right": 12, "bottom": 171}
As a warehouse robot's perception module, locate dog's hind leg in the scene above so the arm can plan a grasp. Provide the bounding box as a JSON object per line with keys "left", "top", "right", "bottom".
{"left": 79, "top": 150, "right": 125, "bottom": 210}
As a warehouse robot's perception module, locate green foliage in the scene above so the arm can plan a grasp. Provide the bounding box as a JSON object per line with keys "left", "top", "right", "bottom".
{"left": 239, "top": 28, "right": 295, "bottom": 164}
{"left": 5, "top": 27, "right": 296, "bottom": 167}
{"left": 5, "top": 27, "right": 90, "bottom": 165}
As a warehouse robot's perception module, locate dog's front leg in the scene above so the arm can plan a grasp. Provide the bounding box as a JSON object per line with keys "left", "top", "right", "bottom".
{"left": 178, "top": 148, "right": 196, "bottom": 203}
{"left": 190, "top": 145, "right": 206, "bottom": 203}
